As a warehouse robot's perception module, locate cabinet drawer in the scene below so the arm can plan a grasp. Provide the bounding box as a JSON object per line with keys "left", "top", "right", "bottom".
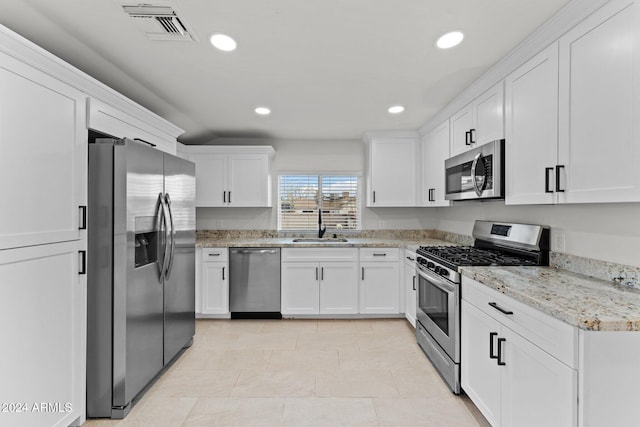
{"left": 462, "top": 277, "right": 577, "bottom": 368}
{"left": 282, "top": 248, "right": 357, "bottom": 262}
{"left": 202, "top": 247, "right": 228, "bottom": 262}
{"left": 359, "top": 248, "right": 399, "bottom": 262}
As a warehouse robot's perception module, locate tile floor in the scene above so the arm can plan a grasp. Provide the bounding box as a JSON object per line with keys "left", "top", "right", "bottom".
{"left": 84, "top": 319, "right": 489, "bottom": 426}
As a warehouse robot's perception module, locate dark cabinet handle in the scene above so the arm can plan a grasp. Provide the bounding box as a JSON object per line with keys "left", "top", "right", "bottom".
{"left": 361, "top": 267, "right": 365, "bottom": 280}
{"left": 373, "top": 253, "right": 387, "bottom": 257}
{"left": 222, "top": 266, "right": 225, "bottom": 280}
{"left": 406, "top": 256, "right": 415, "bottom": 261}
{"left": 316, "top": 267, "right": 319, "bottom": 281}
{"left": 465, "top": 131, "right": 471, "bottom": 146}
{"left": 497, "top": 337, "right": 506, "bottom": 366}
{"left": 545, "top": 167, "right": 554, "bottom": 193}
{"left": 373, "top": 191, "right": 376, "bottom": 203}
{"left": 79, "top": 251, "right": 87, "bottom": 275}
{"left": 489, "top": 332, "right": 498, "bottom": 359}
{"left": 321, "top": 267, "right": 324, "bottom": 281}
{"left": 223, "top": 191, "right": 227, "bottom": 203}
{"left": 412, "top": 276, "right": 416, "bottom": 291}
{"left": 228, "top": 191, "right": 231, "bottom": 203}
{"left": 555, "top": 165, "right": 565, "bottom": 192}
{"left": 470, "top": 128, "right": 476, "bottom": 144}
{"left": 488, "top": 302, "right": 513, "bottom": 315}
{"left": 79, "top": 206, "right": 87, "bottom": 230}
{"left": 428, "top": 188, "right": 435, "bottom": 202}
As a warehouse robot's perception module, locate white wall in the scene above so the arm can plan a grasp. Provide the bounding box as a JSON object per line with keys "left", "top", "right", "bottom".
{"left": 195, "top": 138, "right": 437, "bottom": 231}
{"left": 433, "top": 201, "right": 640, "bottom": 267}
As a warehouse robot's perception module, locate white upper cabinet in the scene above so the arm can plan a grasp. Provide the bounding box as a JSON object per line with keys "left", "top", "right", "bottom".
{"left": 366, "top": 136, "right": 417, "bottom": 207}
{"left": 505, "top": 42, "right": 560, "bottom": 205}
{"left": 450, "top": 82, "right": 504, "bottom": 156}
{"left": 557, "top": 0, "right": 640, "bottom": 203}
{"left": 87, "top": 98, "right": 178, "bottom": 155}
{"left": 506, "top": 0, "right": 640, "bottom": 205}
{"left": 421, "top": 120, "right": 451, "bottom": 206}
{"left": 180, "top": 146, "right": 275, "bottom": 207}
{"left": 0, "top": 51, "right": 86, "bottom": 250}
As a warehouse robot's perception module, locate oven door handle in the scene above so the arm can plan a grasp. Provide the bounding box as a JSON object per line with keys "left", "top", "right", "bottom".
{"left": 418, "top": 267, "right": 456, "bottom": 293}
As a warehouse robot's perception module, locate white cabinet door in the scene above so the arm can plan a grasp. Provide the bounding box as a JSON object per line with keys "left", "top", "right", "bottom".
{"left": 422, "top": 120, "right": 450, "bottom": 206}
{"left": 404, "top": 254, "right": 417, "bottom": 327}
{"left": 187, "top": 153, "right": 227, "bottom": 207}
{"left": 228, "top": 154, "right": 271, "bottom": 207}
{"left": 474, "top": 81, "right": 505, "bottom": 146}
{"left": 281, "top": 262, "right": 320, "bottom": 314}
{"left": 461, "top": 300, "right": 501, "bottom": 426}
{"left": 558, "top": 0, "right": 640, "bottom": 203}
{"left": 319, "top": 262, "right": 358, "bottom": 315}
{"left": 201, "top": 262, "right": 229, "bottom": 314}
{"left": 0, "top": 241, "right": 85, "bottom": 427}
{"left": 0, "top": 51, "right": 86, "bottom": 250}
{"left": 359, "top": 262, "right": 400, "bottom": 314}
{"left": 368, "top": 138, "right": 417, "bottom": 207}
{"left": 505, "top": 43, "right": 559, "bottom": 205}
{"left": 450, "top": 104, "right": 474, "bottom": 157}
{"left": 501, "top": 327, "right": 578, "bottom": 427}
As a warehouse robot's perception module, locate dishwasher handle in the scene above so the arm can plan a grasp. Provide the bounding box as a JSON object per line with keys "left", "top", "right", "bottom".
{"left": 230, "top": 248, "right": 279, "bottom": 255}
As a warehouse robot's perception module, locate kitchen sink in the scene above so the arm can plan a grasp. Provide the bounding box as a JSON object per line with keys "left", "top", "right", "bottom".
{"left": 292, "top": 238, "right": 349, "bottom": 243}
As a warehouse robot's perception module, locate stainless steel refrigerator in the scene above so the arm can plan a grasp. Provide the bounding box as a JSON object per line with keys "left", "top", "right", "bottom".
{"left": 86, "top": 138, "right": 195, "bottom": 418}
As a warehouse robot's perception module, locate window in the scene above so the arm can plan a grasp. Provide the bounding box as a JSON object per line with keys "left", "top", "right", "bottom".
{"left": 279, "top": 175, "right": 360, "bottom": 231}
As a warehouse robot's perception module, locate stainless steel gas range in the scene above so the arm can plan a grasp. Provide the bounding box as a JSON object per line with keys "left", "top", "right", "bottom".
{"left": 415, "top": 220, "right": 550, "bottom": 394}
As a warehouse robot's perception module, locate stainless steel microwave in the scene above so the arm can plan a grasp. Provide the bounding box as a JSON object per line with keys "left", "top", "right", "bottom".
{"left": 444, "top": 139, "right": 504, "bottom": 201}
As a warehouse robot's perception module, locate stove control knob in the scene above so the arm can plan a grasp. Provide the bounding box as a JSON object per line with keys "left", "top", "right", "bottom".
{"left": 439, "top": 269, "right": 450, "bottom": 278}
{"left": 426, "top": 262, "right": 435, "bottom": 269}
{"left": 433, "top": 266, "right": 441, "bottom": 274}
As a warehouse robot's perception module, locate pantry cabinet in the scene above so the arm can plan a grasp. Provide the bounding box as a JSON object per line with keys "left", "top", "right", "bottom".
{"left": 359, "top": 248, "right": 400, "bottom": 314}
{"left": 199, "top": 248, "right": 229, "bottom": 315}
{"left": 506, "top": 0, "right": 640, "bottom": 205}
{"left": 421, "top": 120, "right": 450, "bottom": 206}
{"left": 461, "top": 277, "right": 578, "bottom": 427}
{"left": 180, "top": 146, "right": 275, "bottom": 207}
{"left": 281, "top": 248, "right": 358, "bottom": 315}
{"left": 0, "top": 50, "right": 87, "bottom": 251}
{"left": 450, "top": 82, "right": 504, "bottom": 157}
{"left": 365, "top": 137, "right": 417, "bottom": 207}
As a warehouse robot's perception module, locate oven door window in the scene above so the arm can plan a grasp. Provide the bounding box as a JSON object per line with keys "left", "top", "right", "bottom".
{"left": 418, "top": 274, "right": 450, "bottom": 335}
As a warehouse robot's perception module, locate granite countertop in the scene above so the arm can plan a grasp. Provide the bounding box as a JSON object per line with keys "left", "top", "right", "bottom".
{"left": 196, "top": 236, "right": 451, "bottom": 251}
{"left": 460, "top": 266, "right": 640, "bottom": 332}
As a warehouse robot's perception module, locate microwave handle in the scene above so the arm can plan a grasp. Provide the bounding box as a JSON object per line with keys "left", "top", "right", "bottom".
{"left": 471, "top": 152, "right": 483, "bottom": 197}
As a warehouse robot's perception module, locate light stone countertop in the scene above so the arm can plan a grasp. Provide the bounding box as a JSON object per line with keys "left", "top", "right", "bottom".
{"left": 460, "top": 266, "right": 640, "bottom": 332}
{"left": 196, "top": 237, "right": 452, "bottom": 252}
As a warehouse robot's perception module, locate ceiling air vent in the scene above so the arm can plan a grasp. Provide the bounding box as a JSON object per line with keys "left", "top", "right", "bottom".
{"left": 123, "top": 4, "right": 198, "bottom": 41}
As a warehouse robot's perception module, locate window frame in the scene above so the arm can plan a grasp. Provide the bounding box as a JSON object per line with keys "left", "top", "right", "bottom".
{"left": 277, "top": 172, "right": 362, "bottom": 232}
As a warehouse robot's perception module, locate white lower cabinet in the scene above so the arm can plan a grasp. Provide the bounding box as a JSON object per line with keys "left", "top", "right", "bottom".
{"left": 199, "top": 248, "right": 229, "bottom": 315}
{"left": 281, "top": 248, "right": 358, "bottom": 315}
{"left": 461, "top": 278, "right": 578, "bottom": 427}
{"left": 404, "top": 250, "right": 417, "bottom": 327}
{"left": 0, "top": 241, "right": 86, "bottom": 427}
{"left": 359, "top": 248, "right": 400, "bottom": 314}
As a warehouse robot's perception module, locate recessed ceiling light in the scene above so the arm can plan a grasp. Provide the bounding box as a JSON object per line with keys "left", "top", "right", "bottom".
{"left": 388, "top": 105, "right": 405, "bottom": 114}
{"left": 210, "top": 33, "right": 237, "bottom": 51}
{"left": 255, "top": 107, "right": 271, "bottom": 116}
{"left": 436, "top": 31, "right": 464, "bottom": 49}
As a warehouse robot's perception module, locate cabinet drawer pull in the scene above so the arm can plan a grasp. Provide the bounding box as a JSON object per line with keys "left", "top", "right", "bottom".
{"left": 316, "top": 267, "right": 319, "bottom": 281}
{"left": 321, "top": 267, "right": 324, "bottom": 281}
{"left": 428, "top": 188, "right": 435, "bottom": 202}
{"left": 469, "top": 128, "right": 476, "bottom": 144}
{"left": 228, "top": 191, "right": 231, "bottom": 203}
{"left": 489, "top": 332, "right": 498, "bottom": 359}
{"left": 497, "top": 337, "right": 506, "bottom": 366}
{"left": 545, "top": 167, "right": 554, "bottom": 193}
{"left": 555, "top": 165, "right": 565, "bottom": 192}
{"left": 79, "top": 250, "right": 87, "bottom": 275}
{"left": 361, "top": 267, "right": 365, "bottom": 280}
{"left": 488, "top": 302, "right": 513, "bottom": 315}
{"left": 373, "top": 191, "right": 376, "bottom": 203}
{"left": 406, "top": 256, "right": 415, "bottom": 261}
{"left": 465, "top": 131, "right": 471, "bottom": 146}
{"left": 373, "top": 253, "right": 387, "bottom": 257}
{"left": 223, "top": 191, "right": 227, "bottom": 203}
{"left": 222, "top": 266, "right": 225, "bottom": 280}
{"left": 208, "top": 253, "right": 221, "bottom": 257}
{"left": 412, "top": 275, "right": 416, "bottom": 291}
{"left": 79, "top": 205, "right": 87, "bottom": 230}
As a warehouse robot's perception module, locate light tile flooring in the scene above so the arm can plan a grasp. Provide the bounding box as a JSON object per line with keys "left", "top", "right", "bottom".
{"left": 84, "top": 319, "right": 489, "bottom": 426}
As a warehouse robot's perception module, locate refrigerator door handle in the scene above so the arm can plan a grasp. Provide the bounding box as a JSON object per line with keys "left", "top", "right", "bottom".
{"left": 158, "top": 193, "right": 171, "bottom": 282}
{"left": 164, "top": 193, "right": 176, "bottom": 279}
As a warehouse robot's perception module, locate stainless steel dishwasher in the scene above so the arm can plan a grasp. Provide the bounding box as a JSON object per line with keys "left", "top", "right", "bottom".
{"left": 229, "top": 248, "right": 281, "bottom": 319}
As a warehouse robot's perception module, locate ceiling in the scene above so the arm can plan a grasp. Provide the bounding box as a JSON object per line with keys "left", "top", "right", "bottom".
{"left": 0, "top": 0, "right": 569, "bottom": 144}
